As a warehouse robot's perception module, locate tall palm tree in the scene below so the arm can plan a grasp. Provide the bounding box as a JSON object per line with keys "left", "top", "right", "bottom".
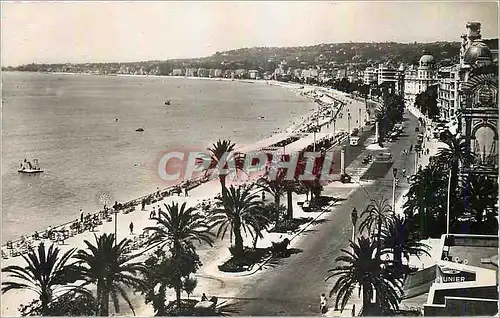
{"left": 462, "top": 174, "right": 498, "bottom": 233}
{"left": 381, "top": 214, "right": 431, "bottom": 273}
{"left": 209, "top": 185, "right": 264, "bottom": 258}
{"left": 2, "top": 243, "right": 82, "bottom": 316}
{"left": 72, "top": 234, "right": 145, "bottom": 316}
{"left": 358, "top": 197, "right": 393, "bottom": 259}
{"left": 403, "top": 164, "right": 448, "bottom": 237}
{"left": 207, "top": 139, "right": 237, "bottom": 195}
{"left": 326, "top": 236, "right": 403, "bottom": 316}
{"left": 145, "top": 202, "right": 214, "bottom": 311}
{"left": 436, "top": 130, "right": 474, "bottom": 231}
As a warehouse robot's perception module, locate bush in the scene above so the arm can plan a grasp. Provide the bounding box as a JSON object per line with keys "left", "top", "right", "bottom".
{"left": 218, "top": 248, "right": 270, "bottom": 273}
{"left": 271, "top": 217, "right": 313, "bottom": 233}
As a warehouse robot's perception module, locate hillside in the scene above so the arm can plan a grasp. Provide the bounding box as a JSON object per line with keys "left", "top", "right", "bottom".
{"left": 3, "top": 41, "right": 462, "bottom": 72}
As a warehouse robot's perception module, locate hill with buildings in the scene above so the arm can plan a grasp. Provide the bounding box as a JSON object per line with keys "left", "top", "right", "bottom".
{"left": 3, "top": 41, "right": 462, "bottom": 76}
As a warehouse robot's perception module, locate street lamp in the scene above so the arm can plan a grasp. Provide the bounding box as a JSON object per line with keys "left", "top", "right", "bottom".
{"left": 113, "top": 201, "right": 119, "bottom": 246}
{"left": 351, "top": 207, "right": 358, "bottom": 243}
{"left": 347, "top": 112, "right": 352, "bottom": 135}
{"left": 392, "top": 168, "right": 398, "bottom": 212}
{"left": 358, "top": 108, "right": 362, "bottom": 130}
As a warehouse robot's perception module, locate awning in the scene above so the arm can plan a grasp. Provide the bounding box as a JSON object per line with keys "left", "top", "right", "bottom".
{"left": 402, "top": 265, "right": 437, "bottom": 299}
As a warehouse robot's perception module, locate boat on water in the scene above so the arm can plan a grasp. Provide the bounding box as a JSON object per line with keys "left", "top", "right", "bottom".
{"left": 18, "top": 159, "right": 43, "bottom": 173}
{"left": 164, "top": 99, "right": 171, "bottom": 106}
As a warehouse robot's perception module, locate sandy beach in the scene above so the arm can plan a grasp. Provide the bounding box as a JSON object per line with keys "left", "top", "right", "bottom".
{"left": 1, "top": 81, "right": 370, "bottom": 316}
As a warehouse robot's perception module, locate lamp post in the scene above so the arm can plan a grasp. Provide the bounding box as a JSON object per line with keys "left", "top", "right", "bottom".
{"left": 351, "top": 207, "right": 358, "bottom": 243}
{"left": 347, "top": 112, "right": 352, "bottom": 135}
{"left": 114, "top": 207, "right": 118, "bottom": 246}
{"left": 358, "top": 108, "right": 362, "bottom": 130}
{"left": 392, "top": 168, "right": 398, "bottom": 213}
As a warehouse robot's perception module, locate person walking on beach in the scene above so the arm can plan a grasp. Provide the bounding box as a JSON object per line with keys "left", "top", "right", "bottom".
{"left": 150, "top": 207, "right": 156, "bottom": 219}
{"left": 129, "top": 222, "right": 134, "bottom": 234}
{"left": 320, "top": 293, "right": 328, "bottom": 314}
{"left": 157, "top": 205, "right": 162, "bottom": 220}
{"left": 80, "top": 209, "right": 84, "bottom": 223}
{"left": 141, "top": 198, "right": 146, "bottom": 211}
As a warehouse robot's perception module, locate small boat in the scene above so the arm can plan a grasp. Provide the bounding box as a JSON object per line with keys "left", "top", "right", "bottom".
{"left": 18, "top": 159, "right": 43, "bottom": 173}
{"left": 164, "top": 100, "right": 171, "bottom": 106}
{"left": 135, "top": 128, "right": 144, "bottom": 132}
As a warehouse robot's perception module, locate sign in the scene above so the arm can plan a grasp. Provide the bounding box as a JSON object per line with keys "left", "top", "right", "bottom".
{"left": 435, "top": 265, "right": 476, "bottom": 283}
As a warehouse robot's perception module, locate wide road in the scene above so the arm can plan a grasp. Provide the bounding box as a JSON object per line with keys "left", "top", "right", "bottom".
{"left": 234, "top": 111, "right": 420, "bottom": 316}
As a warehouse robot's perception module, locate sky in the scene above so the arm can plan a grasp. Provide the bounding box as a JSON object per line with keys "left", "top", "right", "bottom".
{"left": 1, "top": 1, "right": 499, "bottom": 66}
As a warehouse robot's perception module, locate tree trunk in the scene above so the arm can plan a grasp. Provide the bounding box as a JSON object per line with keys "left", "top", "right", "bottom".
{"left": 274, "top": 193, "right": 281, "bottom": 225}
{"left": 287, "top": 189, "right": 293, "bottom": 220}
{"left": 40, "top": 291, "right": 50, "bottom": 316}
{"left": 220, "top": 175, "right": 227, "bottom": 196}
{"left": 376, "top": 214, "right": 383, "bottom": 310}
{"left": 176, "top": 282, "right": 182, "bottom": 314}
{"left": 362, "top": 283, "right": 371, "bottom": 316}
{"left": 173, "top": 242, "right": 182, "bottom": 314}
{"left": 233, "top": 218, "right": 244, "bottom": 258}
{"left": 99, "top": 287, "right": 110, "bottom": 316}
{"left": 394, "top": 246, "right": 403, "bottom": 276}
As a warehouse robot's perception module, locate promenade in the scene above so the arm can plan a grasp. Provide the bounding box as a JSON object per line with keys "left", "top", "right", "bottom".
{"left": 1, "top": 85, "right": 368, "bottom": 316}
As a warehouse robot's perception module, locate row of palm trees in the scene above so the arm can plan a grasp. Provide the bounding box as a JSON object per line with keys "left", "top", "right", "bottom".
{"left": 1, "top": 138, "right": 334, "bottom": 316}
{"left": 327, "top": 198, "right": 431, "bottom": 316}
{"left": 403, "top": 129, "right": 498, "bottom": 237}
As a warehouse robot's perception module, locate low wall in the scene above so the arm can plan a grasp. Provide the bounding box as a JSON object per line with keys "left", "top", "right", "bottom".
{"left": 424, "top": 297, "right": 498, "bottom": 316}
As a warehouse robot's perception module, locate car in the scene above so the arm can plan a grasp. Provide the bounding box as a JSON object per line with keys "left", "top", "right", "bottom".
{"left": 375, "top": 152, "right": 393, "bottom": 162}
{"left": 415, "top": 126, "right": 420, "bottom": 132}
{"left": 350, "top": 136, "right": 360, "bottom": 146}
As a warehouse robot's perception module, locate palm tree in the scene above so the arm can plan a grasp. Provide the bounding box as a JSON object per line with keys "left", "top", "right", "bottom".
{"left": 209, "top": 185, "right": 264, "bottom": 259}
{"left": 435, "top": 130, "right": 474, "bottom": 231}
{"left": 145, "top": 202, "right": 214, "bottom": 311}
{"left": 403, "top": 165, "right": 448, "bottom": 237}
{"left": 462, "top": 174, "right": 498, "bottom": 233}
{"left": 72, "top": 234, "right": 145, "bottom": 316}
{"left": 326, "top": 236, "right": 403, "bottom": 316}
{"left": 358, "top": 197, "right": 393, "bottom": 259}
{"left": 381, "top": 214, "right": 431, "bottom": 273}
{"left": 207, "top": 139, "right": 237, "bottom": 195}
{"left": 2, "top": 243, "right": 82, "bottom": 316}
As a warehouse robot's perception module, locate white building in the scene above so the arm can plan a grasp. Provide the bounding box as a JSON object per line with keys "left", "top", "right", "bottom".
{"left": 437, "top": 65, "right": 460, "bottom": 122}
{"left": 248, "top": 70, "right": 259, "bottom": 79}
{"left": 363, "top": 67, "right": 378, "bottom": 85}
{"left": 377, "top": 63, "right": 398, "bottom": 86}
{"left": 404, "top": 51, "right": 439, "bottom": 108}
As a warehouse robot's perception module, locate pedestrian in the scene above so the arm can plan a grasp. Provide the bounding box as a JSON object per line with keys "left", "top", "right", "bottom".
{"left": 184, "top": 187, "right": 188, "bottom": 197}
{"left": 409, "top": 144, "right": 413, "bottom": 153}
{"left": 262, "top": 191, "right": 265, "bottom": 201}
{"left": 141, "top": 198, "right": 146, "bottom": 211}
{"left": 80, "top": 209, "right": 84, "bottom": 223}
{"left": 201, "top": 293, "right": 208, "bottom": 301}
{"left": 320, "top": 293, "right": 328, "bottom": 314}
{"left": 129, "top": 222, "right": 134, "bottom": 234}
{"left": 158, "top": 205, "right": 162, "bottom": 220}
{"left": 150, "top": 206, "right": 156, "bottom": 219}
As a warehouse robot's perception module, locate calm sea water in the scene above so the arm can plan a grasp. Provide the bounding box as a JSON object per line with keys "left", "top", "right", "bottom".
{"left": 1, "top": 72, "right": 315, "bottom": 242}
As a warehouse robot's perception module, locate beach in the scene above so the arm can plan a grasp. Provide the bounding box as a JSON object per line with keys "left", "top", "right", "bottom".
{"left": 1, "top": 73, "right": 371, "bottom": 316}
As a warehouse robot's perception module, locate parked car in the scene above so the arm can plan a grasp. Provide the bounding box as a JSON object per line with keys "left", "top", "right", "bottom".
{"left": 375, "top": 152, "right": 393, "bottom": 162}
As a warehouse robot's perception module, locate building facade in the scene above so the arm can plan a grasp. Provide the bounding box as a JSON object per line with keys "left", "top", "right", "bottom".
{"left": 363, "top": 66, "right": 378, "bottom": 85}
{"left": 404, "top": 51, "right": 438, "bottom": 108}
{"left": 437, "top": 65, "right": 460, "bottom": 122}
{"left": 457, "top": 22, "right": 499, "bottom": 182}
{"left": 377, "top": 63, "right": 398, "bottom": 87}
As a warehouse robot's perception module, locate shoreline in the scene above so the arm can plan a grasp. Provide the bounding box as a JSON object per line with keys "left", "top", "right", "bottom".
{"left": 1, "top": 79, "right": 366, "bottom": 316}
{"left": 1, "top": 76, "right": 346, "bottom": 248}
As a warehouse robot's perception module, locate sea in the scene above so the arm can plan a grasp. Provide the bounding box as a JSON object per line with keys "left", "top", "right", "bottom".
{"left": 1, "top": 72, "right": 315, "bottom": 243}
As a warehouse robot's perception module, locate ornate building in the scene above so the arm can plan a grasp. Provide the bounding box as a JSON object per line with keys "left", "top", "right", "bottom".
{"left": 458, "top": 22, "right": 498, "bottom": 180}
{"left": 403, "top": 51, "right": 439, "bottom": 110}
